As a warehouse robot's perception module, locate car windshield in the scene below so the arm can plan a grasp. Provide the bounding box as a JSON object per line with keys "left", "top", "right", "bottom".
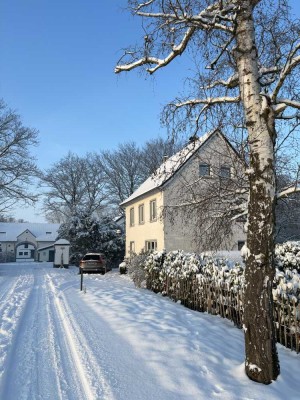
{"left": 82, "top": 254, "right": 101, "bottom": 261}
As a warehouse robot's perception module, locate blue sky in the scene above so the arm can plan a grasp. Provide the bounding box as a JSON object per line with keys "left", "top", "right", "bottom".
{"left": 1, "top": 1, "right": 300, "bottom": 222}
{"left": 0, "top": 1, "right": 190, "bottom": 170}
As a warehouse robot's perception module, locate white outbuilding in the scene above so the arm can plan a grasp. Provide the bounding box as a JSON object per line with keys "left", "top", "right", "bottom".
{"left": 53, "top": 239, "right": 70, "bottom": 268}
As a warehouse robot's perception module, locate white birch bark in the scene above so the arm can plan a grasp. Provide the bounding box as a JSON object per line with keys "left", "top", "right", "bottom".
{"left": 234, "top": 0, "right": 279, "bottom": 383}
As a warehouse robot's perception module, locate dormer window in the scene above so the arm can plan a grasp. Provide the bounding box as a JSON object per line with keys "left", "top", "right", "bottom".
{"left": 199, "top": 163, "right": 210, "bottom": 177}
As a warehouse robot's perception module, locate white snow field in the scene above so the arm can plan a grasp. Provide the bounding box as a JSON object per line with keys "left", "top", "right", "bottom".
{"left": 0, "top": 263, "right": 299, "bottom": 400}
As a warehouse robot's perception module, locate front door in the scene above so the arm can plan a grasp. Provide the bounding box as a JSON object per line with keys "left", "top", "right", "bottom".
{"left": 49, "top": 250, "right": 55, "bottom": 262}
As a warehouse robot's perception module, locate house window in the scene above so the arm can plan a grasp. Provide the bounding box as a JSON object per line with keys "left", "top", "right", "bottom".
{"left": 129, "top": 207, "right": 135, "bottom": 226}
{"left": 24, "top": 252, "right": 28, "bottom": 256}
{"left": 220, "top": 166, "right": 231, "bottom": 178}
{"left": 138, "top": 204, "right": 144, "bottom": 224}
{"left": 19, "top": 252, "right": 23, "bottom": 256}
{"left": 150, "top": 199, "right": 157, "bottom": 222}
{"left": 46, "top": 232, "right": 52, "bottom": 235}
{"left": 238, "top": 241, "right": 245, "bottom": 250}
{"left": 129, "top": 241, "right": 135, "bottom": 254}
{"left": 145, "top": 240, "right": 157, "bottom": 252}
{"left": 24, "top": 244, "right": 28, "bottom": 249}
{"left": 199, "top": 163, "right": 210, "bottom": 177}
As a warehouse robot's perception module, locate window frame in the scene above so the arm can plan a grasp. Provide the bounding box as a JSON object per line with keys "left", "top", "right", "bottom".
{"left": 199, "top": 163, "right": 211, "bottom": 177}
{"left": 138, "top": 204, "right": 144, "bottom": 225}
{"left": 149, "top": 199, "right": 157, "bottom": 222}
{"left": 129, "top": 241, "right": 135, "bottom": 254}
{"left": 129, "top": 207, "right": 135, "bottom": 227}
{"left": 145, "top": 240, "right": 157, "bottom": 252}
{"left": 220, "top": 165, "right": 231, "bottom": 179}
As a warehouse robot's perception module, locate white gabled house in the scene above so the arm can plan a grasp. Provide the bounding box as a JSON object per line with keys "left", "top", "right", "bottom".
{"left": 120, "top": 130, "right": 247, "bottom": 257}
{"left": 0, "top": 223, "right": 60, "bottom": 262}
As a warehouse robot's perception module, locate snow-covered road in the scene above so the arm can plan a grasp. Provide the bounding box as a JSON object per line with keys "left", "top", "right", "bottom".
{"left": 0, "top": 262, "right": 299, "bottom": 400}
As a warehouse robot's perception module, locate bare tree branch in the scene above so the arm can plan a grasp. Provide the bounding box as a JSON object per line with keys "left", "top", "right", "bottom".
{"left": 115, "top": 26, "right": 196, "bottom": 74}
{"left": 271, "top": 42, "right": 300, "bottom": 101}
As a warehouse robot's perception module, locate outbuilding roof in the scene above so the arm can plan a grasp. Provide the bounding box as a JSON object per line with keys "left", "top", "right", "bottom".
{"left": 0, "top": 223, "right": 60, "bottom": 242}
{"left": 120, "top": 130, "right": 217, "bottom": 206}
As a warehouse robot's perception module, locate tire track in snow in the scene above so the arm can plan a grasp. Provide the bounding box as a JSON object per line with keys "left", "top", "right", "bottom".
{"left": 46, "top": 273, "right": 116, "bottom": 400}
{"left": 0, "top": 268, "right": 65, "bottom": 400}
{"left": 45, "top": 277, "right": 90, "bottom": 400}
{"left": 0, "top": 273, "right": 33, "bottom": 380}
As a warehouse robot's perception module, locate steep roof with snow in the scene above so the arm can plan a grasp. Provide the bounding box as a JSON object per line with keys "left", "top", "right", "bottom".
{"left": 0, "top": 223, "right": 60, "bottom": 242}
{"left": 121, "top": 130, "right": 217, "bottom": 206}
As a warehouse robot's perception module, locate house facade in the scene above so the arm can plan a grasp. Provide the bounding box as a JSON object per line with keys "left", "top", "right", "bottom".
{"left": 0, "top": 223, "right": 60, "bottom": 262}
{"left": 121, "top": 130, "right": 247, "bottom": 257}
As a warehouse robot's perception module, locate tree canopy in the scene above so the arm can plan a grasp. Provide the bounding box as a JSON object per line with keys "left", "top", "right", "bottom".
{"left": 0, "top": 100, "right": 39, "bottom": 214}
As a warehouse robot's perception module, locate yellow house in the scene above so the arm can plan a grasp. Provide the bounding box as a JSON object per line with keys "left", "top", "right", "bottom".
{"left": 120, "top": 130, "right": 246, "bottom": 256}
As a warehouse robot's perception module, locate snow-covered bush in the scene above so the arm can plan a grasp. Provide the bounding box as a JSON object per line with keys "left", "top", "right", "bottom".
{"left": 128, "top": 244, "right": 300, "bottom": 304}
{"left": 143, "top": 250, "right": 166, "bottom": 291}
{"left": 197, "top": 257, "right": 245, "bottom": 291}
{"left": 273, "top": 268, "right": 300, "bottom": 302}
{"left": 131, "top": 246, "right": 300, "bottom": 302}
{"left": 129, "top": 246, "right": 300, "bottom": 351}
{"left": 275, "top": 241, "right": 300, "bottom": 273}
{"left": 127, "top": 251, "right": 149, "bottom": 288}
{"left": 161, "top": 250, "right": 202, "bottom": 279}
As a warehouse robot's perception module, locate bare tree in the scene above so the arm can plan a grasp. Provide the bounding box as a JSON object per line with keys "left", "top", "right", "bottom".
{"left": 100, "top": 138, "right": 184, "bottom": 208}
{"left": 40, "top": 152, "right": 107, "bottom": 222}
{"left": 141, "top": 136, "right": 184, "bottom": 176}
{"left": 0, "top": 100, "right": 39, "bottom": 214}
{"left": 99, "top": 142, "right": 144, "bottom": 206}
{"left": 115, "top": 0, "right": 300, "bottom": 383}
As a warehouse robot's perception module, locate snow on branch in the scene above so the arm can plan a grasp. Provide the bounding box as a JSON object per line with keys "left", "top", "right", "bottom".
{"left": 136, "top": 11, "right": 234, "bottom": 32}
{"left": 115, "top": 2, "right": 238, "bottom": 75}
{"left": 278, "top": 166, "right": 300, "bottom": 199}
{"left": 135, "top": 0, "right": 155, "bottom": 12}
{"left": 115, "top": 26, "right": 196, "bottom": 74}
{"left": 271, "top": 42, "right": 300, "bottom": 102}
{"left": 204, "top": 66, "right": 282, "bottom": 91}
{"left": 202, "top": 74, "right": 239, "bottom": 90}
{"left": 275, "top": 98, "right": 300, "bottom": 110}
{"left": 171, "top": 95, "right": 240, "bottom": 109}
{"left": 277, "top": 185, "right": 300, "bottom": 199}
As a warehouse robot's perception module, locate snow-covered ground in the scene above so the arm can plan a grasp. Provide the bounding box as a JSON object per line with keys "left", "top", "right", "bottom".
{"left": 0, "top": 263, "right": 299, "bottom": 400}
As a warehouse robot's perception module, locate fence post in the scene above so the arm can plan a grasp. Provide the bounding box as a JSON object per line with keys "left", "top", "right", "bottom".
{"left": 80, "top": 268, "right": 83, "bottom": 291}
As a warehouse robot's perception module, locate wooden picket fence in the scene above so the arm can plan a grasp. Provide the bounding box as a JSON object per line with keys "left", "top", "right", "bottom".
{"left": 146, "top": 271, "right": 300, "bottom": 353}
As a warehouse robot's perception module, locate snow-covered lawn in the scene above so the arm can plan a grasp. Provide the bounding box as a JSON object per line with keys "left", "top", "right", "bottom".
{"left": 0, "top": 263, "right": 299, "bottom": 400}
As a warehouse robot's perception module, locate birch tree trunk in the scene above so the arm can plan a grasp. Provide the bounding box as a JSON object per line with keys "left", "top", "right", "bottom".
{"left": 235, "top": 0, "right": 280, "bottom": 383}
